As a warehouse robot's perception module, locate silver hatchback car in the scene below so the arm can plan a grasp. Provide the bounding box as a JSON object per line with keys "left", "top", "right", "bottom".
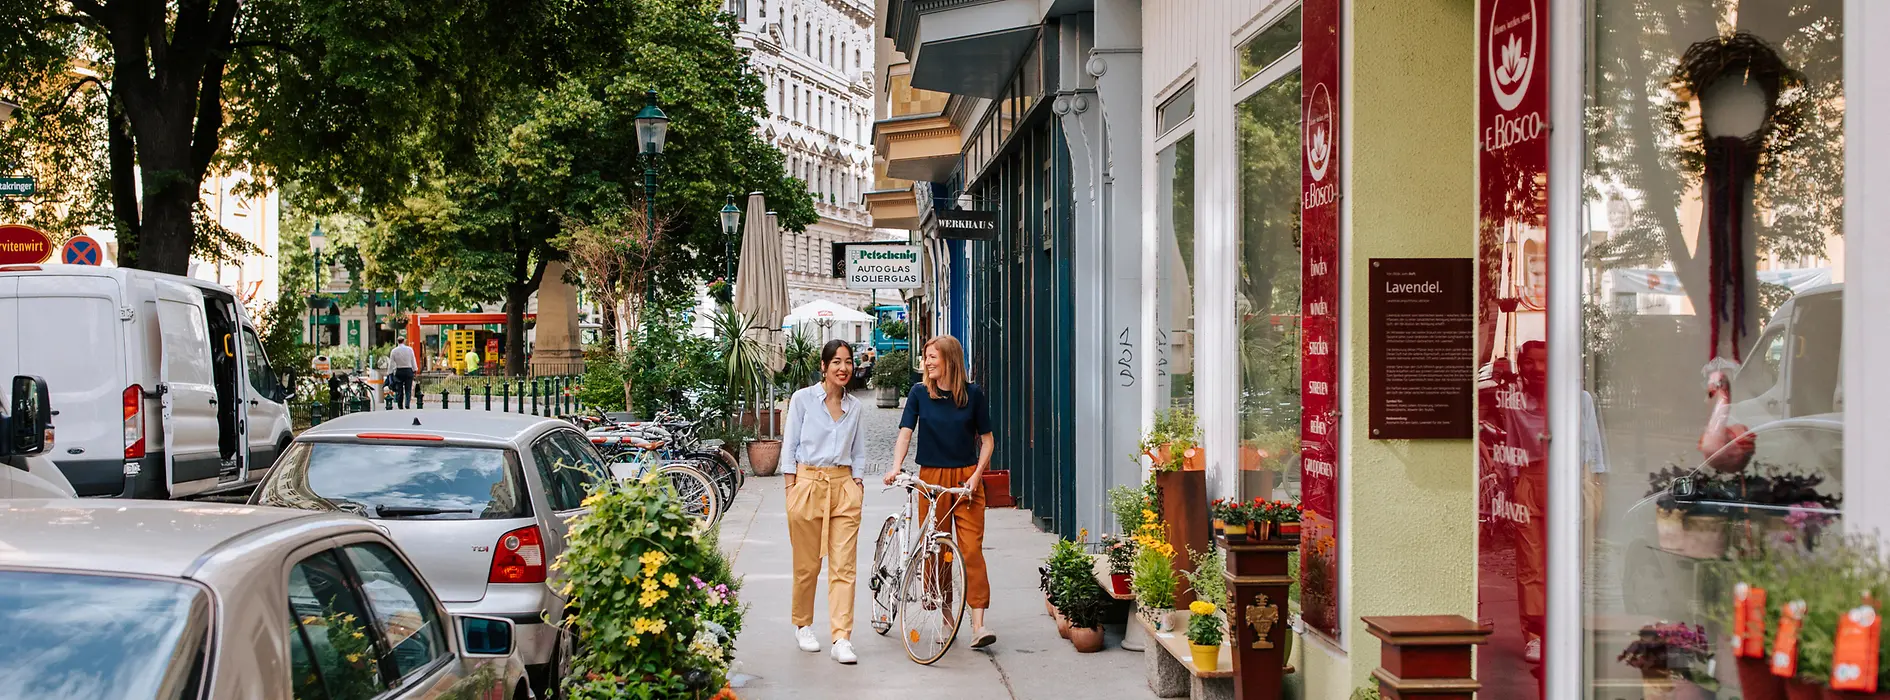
{"left": 0, "top": 499, "right": 531, "bottom": 699}
{"left": 253, "top": 410, "right": 614, "bottom": 697}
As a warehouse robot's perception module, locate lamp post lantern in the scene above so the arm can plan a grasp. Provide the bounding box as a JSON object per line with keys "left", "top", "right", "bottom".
{"left": 633, "top": 91, "right": 669, "bottom": 327}
{"left": 0, "top": 98, "right": 20, "bottom": 124}
{"left": 719, "top": 196, "right": 741, "bottom": 286}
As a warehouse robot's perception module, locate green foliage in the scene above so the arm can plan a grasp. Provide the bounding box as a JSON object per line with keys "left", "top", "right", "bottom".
{"left": 779, "top": 330, "right": 819, "bottom": 391}
{"left": 709, "top": 305, "right": 772, "bottom": 403}
{"left": 1132, "top": 545, "right": 1178, "bottom": 611}
{"left": 1045, "top": 539, "right": 1108, "bottom": 629}
{"left": 554, "top": 471, "right": 731, "bottom": 698}
{"left": 1183, "top": 548, "right": 1227, "bottom": 610}
{"left": 292, "top": 611, "right": 382, "bottom": 700}
{"left": 879, "top": 319, "right": 909, "bottom": 341}
{"left": 627, "top": 305, "right": 721, "bottom": 419}
{"left": 1140, "top": 408, "right": 1202, "bottom": 471}
{"left": 1108, "top": 484, "right": 1152, "bottom": 535}
{"left": 872, "top": 349, "right": 912, "bottom": 391}
{"left": 1708, "top": 535, "right": 1890, "bottom": 686}
{"left": 579, "top": 349, "right": 629, "bottom": 413}
{"left": 1350, "top": 687, "right": 1383, "bottom": 700}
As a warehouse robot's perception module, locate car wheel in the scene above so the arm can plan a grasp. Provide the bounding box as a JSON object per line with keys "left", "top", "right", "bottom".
{"left": 546, "top": 623, "right": 574, "bottom": 700}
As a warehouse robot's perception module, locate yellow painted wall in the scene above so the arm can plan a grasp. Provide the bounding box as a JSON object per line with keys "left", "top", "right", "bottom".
{"left": 1299, "top": 0, "right": 1479, "bottom": 697}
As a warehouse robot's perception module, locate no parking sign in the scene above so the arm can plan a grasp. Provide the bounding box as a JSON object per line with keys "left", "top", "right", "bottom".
{"left": 60, "top": 235, "right": 102, "bottom": 265}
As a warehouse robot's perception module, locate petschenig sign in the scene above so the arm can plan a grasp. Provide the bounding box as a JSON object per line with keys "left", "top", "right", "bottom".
{"left": 845, "top": 244, "right": 922, "bottom": 290}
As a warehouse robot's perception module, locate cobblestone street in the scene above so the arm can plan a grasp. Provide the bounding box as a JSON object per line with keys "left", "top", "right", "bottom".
{"left": 715, "top": 393, "right": 1153, "bottom": 700}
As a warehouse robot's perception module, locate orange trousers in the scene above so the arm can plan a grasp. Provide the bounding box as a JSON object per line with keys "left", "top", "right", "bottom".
{"left": 918, "top": 466, "right": 990, "bottom": 609}
{"left": 788, "top": 467, "right": 862, "bottom": 640}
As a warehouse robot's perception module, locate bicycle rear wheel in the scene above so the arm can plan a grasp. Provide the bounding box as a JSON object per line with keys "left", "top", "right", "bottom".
{"left": 686, "top": 451, "right": 739, "bottom": 506}
{"left": 869, "top": 515, "right": 904, "bottom": 636}
{"left": 898, "top": 537, "right": 966, "bottom": 665}
{"left": 657, "top": 464, "right": 722, "bottom": 523}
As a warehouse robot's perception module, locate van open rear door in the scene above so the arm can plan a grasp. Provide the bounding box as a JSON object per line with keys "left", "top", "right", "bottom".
{"left": 153, "top": 281, "right": 223, "bottom": 496}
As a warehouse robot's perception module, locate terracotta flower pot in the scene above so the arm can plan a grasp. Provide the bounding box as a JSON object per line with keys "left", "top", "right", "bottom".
{"left": 1656, "top": 507, "right": 1688, "bottom": 551}
{"left": 1738, "top": 657, "right": 1787, "bottom": 700}
{"left": 1110, "top": 573, "right": 1132, "bottom": 596}
{"left": 1788, "top": 679, "right": 1826, "bottom": 700}
{"left": 1253, "top": 521, "right": 1275, "bottom": 541}
{"left": 747, "top": 439, "right": 782, "bottom": 477}
{"left": 1641, "top": 669, "right": 1677, "bottom": 700}
{"left": 1675, "top": 679, "right": 1716, "bottom": 700}
{"left": 1675, "top": 515, "right": 1729, "bottom": 559}
{"left": 1057, "top": 611, "right": 1072, "bottom": 639}
{"left": 1070, "top": 626, "right": 1105, "bottom": 653}
{"left": 1190, "top": 643, "right": 1221, "bottom": 672}
{"left": 1044, "top": 596, "right": 1056, "bottom": 617}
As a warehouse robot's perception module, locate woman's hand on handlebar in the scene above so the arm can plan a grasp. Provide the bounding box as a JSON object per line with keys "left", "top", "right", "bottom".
{"left": 883, "top": 469, "right": 901, "bottom": 486}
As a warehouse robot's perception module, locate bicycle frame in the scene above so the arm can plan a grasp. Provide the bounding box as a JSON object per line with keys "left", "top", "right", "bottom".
{"left": 883, "top": 474, "right": 970, "bottom": 589}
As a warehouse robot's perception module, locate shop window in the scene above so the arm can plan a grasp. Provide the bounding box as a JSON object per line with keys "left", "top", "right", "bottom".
{"left": 1581, "top": 3, "right": 1846, "bottom": 698}
{"left": 1237, "top": 6, "right": 1301, "bottom": 85}
{"left": 1236, "top": 70, "right": 1303, "bottom": 509}
{"left": 1157, "top": 134, "right": 1195, "bottom": 409}
{"left": 1157, "top": 85, "right": 1195, "bottom": 135}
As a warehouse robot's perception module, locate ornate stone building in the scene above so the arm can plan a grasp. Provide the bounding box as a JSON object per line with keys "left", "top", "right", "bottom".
{"left": 726, "top": 0, "right": 884, "bottom": 331}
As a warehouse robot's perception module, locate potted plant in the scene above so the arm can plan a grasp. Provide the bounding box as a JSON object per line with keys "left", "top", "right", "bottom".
{"left": 1275, "top": 500, "right": 1304, "bottom": 539}
{"left": 1618, "top": 622, "right": 1715, "bottom": 700}
{"left": 1103, "top": 534, "right": 1135, "bottom": 596}
{"left": 871, "top": 349, "right": 911, "bottom": 408}
{"left": 1132, "top": 543, "right": 1180, "bottom": 632}
{"left": 1186, "top": 600, "right": 1225, "bottom": 672}
{"left": 1214, "top": 499, "right": 1251, "bottom": 540}
{"left": 1060, "top": 570, "right": 1111, "bottom": 653}
{"left": 711, "top": 306, "right": 781, "bottom": 476}
{"left": 1140, "top": 408, "right": 1201, "bottom": 472}
{"left": 1046, "top": 538, "right": 1096, "bottom": 639}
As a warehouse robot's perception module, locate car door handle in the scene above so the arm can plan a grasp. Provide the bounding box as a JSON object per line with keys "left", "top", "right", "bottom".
{"left": 250, "top": 399, "right": 259, "bottom": 406}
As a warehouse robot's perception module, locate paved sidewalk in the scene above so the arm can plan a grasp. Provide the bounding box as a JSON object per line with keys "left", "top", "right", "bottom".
{"left": 715, "top": 400, "right": 1151, "bottom": 700}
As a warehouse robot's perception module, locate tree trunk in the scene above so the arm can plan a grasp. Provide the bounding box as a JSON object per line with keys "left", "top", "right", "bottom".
{"left": 138, "top": 183, "right": 197, "bottom": 275}
{"left": 504, "top": 284, "right": 533, "bottom": 378}
{"left": 108, "top": 92, "right": 141, "bottom": 267}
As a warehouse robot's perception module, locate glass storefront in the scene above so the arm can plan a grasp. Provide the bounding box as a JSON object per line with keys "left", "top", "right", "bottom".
{"left": 1581, "top": 0, "right": 1846, "bottom": 696}
{"left": 1235, "top": 60, "right": 1303, "bottom": 504}
{"left": 1158, "top": 134, "right": 1198, "bottom": 409}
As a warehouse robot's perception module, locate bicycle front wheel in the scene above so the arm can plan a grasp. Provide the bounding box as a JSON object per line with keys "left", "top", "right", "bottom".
{"left": 869, "top": 515, "right": 904, "bottom": 636}
{"left": 658, "top": 464, "right": 723, "bottom": 524}
{"left": 898, "top": 537, "right": 966, "bottom": 665}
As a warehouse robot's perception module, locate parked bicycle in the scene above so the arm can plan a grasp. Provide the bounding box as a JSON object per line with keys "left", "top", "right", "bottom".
{"left": 869, "top": 472, "right": 973, "bottom": 665}
{"left": 581, "top": 408, "right": 744, "bottom": 508}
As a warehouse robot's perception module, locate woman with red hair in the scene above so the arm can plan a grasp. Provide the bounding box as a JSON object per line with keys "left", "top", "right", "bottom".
{"left": 885, "top": 334, "right": 998, "bottom": 648}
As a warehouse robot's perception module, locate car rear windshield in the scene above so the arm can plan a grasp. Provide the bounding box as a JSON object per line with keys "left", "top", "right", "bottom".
{"left": 0, "top": 570, "right": 210, "bottom": 699}
{"left": 257, "top": 442, "right": 530, "bottom": 520}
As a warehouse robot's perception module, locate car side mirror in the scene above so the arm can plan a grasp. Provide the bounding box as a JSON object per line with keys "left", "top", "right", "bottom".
{"left": 455, "top": 615, "right": 516, "bottom": 657}
{"left": 9, "top": 375, "right": 52, "bottom": 456}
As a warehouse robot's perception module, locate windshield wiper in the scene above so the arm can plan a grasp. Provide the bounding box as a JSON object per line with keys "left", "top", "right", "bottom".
{"left": 375, "top": 505, "right": 475, "bottom": 518}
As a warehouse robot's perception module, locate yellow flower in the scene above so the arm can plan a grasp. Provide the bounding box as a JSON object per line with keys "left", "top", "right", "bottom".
{"left": 662, "top": 572, "right": 680, "bottom": 588}
{"left": 632, "top": 617, "right": 669, "bottom": 634}
{"left": 346, "top": 653, "right": 362, "bottom": 663}
{"left": 1190, "top": 601, "right": 1217, "bottom": 616}
{"left": 640, "top": 550, "right": 669, "bottom": 567}
{"left": 627, "top": 635, "right": 641, "bottom": 648}
{"left": 642, "top": 577, "right": 661, "bottom": 593}
{"left": 352, "top": 632, "right": 364, "bottom": 640}
{"left": 581, "top": 492, "right": 602, "bottom": 508}
{"left": 1079, "top": 527, "right": 1090, "bottom": 542}
{"left": 638, "top": 589, "right": 669, "bottom": 607}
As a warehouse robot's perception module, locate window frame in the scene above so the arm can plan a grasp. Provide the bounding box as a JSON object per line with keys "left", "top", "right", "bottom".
{"left": 285, "top": 545, "right": 399, "bottom": 698}
{"left": 331, "top": 537, "right": 455, "bottom": 688}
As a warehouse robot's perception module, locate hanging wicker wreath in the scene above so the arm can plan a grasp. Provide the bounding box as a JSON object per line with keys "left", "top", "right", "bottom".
{"left": 1666, "top": 32, "right": 1807, "bottom": 172}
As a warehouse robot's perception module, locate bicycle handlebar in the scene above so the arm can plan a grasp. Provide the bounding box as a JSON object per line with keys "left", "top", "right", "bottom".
{"left": 885, "top": 472, "right": 972, "bottom": 496}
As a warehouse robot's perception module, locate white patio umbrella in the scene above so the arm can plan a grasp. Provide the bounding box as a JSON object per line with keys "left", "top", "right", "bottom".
{"left": 782, "top": 299, "right": 875, "bottom": 326}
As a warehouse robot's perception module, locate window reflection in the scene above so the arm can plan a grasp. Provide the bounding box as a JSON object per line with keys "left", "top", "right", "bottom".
{"left": 1236, "top": 71, "right": 1304, "bottom": 507}
{"left": 1157, "top": 135, "right": 1196, "bottom": 409}
{"left": 1583, "top": 2, "right": 1845, "bottom": 697}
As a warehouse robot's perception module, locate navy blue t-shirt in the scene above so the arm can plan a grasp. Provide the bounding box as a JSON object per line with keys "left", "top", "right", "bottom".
{"left": 899, "top": 382, "right": 993, "bottom": 468}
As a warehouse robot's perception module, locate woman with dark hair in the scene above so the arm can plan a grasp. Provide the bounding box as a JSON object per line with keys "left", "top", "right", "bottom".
{"left": 884, "top": 334, "right": 997, "bottom": 648}
{"left": 781, "top": 338, "right": 868, "bottom": 664}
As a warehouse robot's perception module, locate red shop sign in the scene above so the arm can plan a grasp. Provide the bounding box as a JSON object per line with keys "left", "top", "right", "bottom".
{"left": 0, "top": 225, "right": 53, "bottom": 265}
{"left": 1298, "top": 0, "right": 1343, "bottom": 641}
{"left": 1475, "top": 0, "right": 1550, "bottom": 696}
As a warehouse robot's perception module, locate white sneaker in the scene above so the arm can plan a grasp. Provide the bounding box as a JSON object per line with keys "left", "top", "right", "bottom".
{"left": 1524, "top": 636, "right": 1542, "bottom": 663}
{"left": 830, "top": 638, "right": 858, "bottom": 664}
{"left": 795, "top": 626, "right": 820, "bottom": 653}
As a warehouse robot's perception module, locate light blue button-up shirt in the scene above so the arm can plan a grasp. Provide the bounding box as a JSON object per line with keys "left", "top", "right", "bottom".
{"left": 780, "top": 384, "right": 867, "bottom": 477}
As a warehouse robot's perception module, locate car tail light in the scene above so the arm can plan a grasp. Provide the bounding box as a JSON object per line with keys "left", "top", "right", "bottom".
{"left": 488, "top": 525, "right": 546, "bottom": 584}
{"left": 123, "top": 385, "right": 144, "bottom": 459}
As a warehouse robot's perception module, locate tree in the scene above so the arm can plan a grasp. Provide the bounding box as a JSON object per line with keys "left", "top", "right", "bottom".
{"left": 351, "top": 0, "right": 814, "bottom": 376}
{"left": 0, "top": 0, "right": 639, "bottom": 273}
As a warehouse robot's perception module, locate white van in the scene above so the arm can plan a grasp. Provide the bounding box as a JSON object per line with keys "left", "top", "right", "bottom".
{"left": 1728, "top": 283, "right": 1843, "bottom": 428}
{"left": 0, "top": 265, "right": 295, "bottom": 498}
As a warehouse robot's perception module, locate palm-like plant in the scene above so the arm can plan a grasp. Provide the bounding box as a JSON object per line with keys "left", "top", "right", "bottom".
{"left": 781, "top": 330, "right": 818, "bottom": 390}
{"left": 709, "top": 305, "right": 772, "bottom": 409}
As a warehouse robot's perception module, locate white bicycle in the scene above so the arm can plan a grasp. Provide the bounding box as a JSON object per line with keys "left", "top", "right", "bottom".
{"left": 868, "top": 472, "right": 973, "bottom": 665}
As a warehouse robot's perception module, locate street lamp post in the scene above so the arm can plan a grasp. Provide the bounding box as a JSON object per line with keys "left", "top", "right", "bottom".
{"left": 308, "top": 222, "right": 325, "bottom": 346}
{"left": 633, "top": 91, "right": 669, "bottom": 327}
{"left": 719, "top": 196, "right": 741, "bottom": 287}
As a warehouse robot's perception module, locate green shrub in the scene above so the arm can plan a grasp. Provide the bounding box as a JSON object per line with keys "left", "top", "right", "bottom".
{"left": 871, "top": 349, "right": 912, "bottom": 391}
{"left": 1182, "top": 548, "right": 1227, "bottom": 610}
{"left": 1132, "top": 545, "right": 1178, "bottom": 611}
{"left": 578, "top": 351, "right": 628, "bottom": 412}
{"left": 1350, "top": 687, "right": 1383, "bottom": 700}
{"left": 554, "top": 471, "right": 734, "bottom": 698}
{"left": 1046, "top": 539, "right": 1108, "bottom": 629}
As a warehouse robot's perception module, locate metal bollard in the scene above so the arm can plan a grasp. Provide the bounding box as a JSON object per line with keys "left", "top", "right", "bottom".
{"left": 502, "top": 383, "right": 511, "bottom": 412}
{"left": 440, "top": 389, "right": 449, "bottom": 409}
{"left": 531, "top": 379, "right": 540, "bottom": 416}
{"left": 463, "top": 386, "right": 471, "bottom": 410}
{"left": 485, "top": 384, "right": 492, "bottom": 411}
{"left": 310, "top": 402, "right": 325, "bottom": 427}
{"left": 416, "top": 389, "right": 424, "bottom": 409}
